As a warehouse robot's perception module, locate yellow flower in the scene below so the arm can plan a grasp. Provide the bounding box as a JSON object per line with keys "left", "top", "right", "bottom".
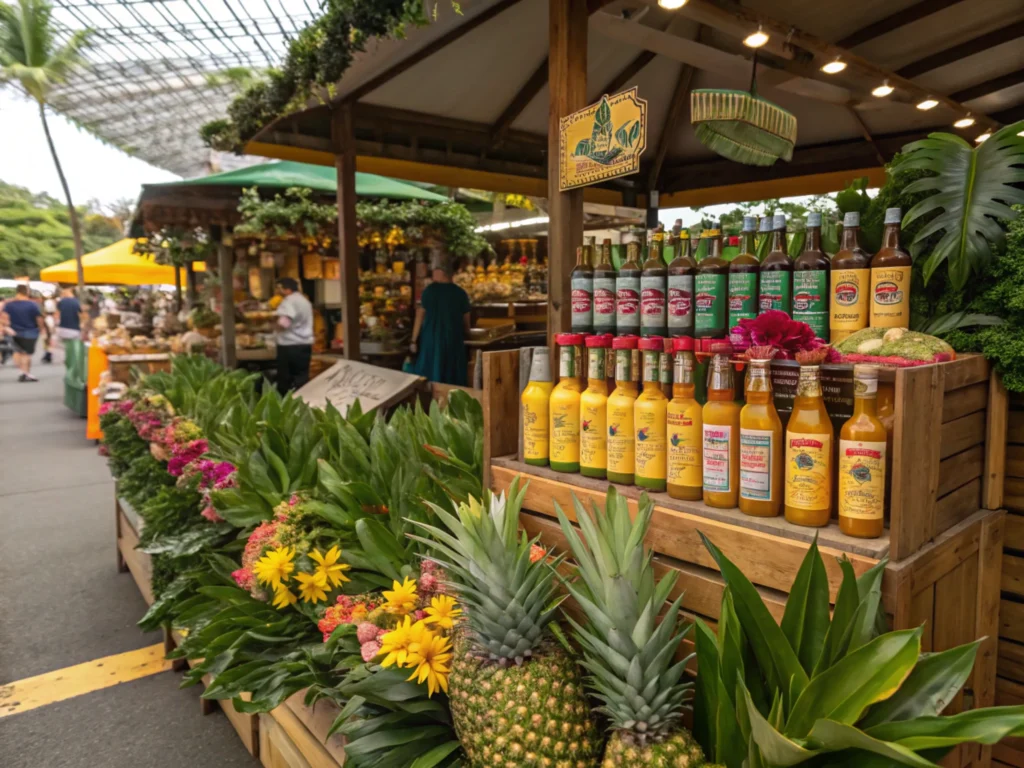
{"left": 382, "top": 576, "right": 418, "bottom": 616}
{"left": 253, "top": 546, "right": 295, "bottom": 590}
{"left": 379, "top": 616, "right": 433, "bottom": 669}
{"left": 309, "top": 545, "right": 351, "bottom": 587}
{"left": 406, "top": 632, "right": 452, "bottom": 697}
{"left": 272, "top": 585, "right": 298, "bottom": 610}
{"left": 295, "top": 570, "right": 329, "bottom": 604}
{"left": 423, "top": 594, "right": 461, "bottom": 631}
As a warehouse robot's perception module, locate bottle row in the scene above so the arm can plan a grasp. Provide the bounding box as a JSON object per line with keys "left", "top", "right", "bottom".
{"left": 570, "top": 209, "right": 912, "bottom": 345}
{"left": 521, "top": 333, "right": 889, "bottom": 539}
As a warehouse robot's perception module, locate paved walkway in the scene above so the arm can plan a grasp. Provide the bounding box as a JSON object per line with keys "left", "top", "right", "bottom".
{"left": 0, "top": 352, "right": 257, "bottom": 768}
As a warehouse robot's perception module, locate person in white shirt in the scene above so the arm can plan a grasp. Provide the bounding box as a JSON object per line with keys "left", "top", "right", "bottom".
{"left": 42, "top": 295, "right": 57, "bottom": 363}
{"left": 274, "top": 277, "right": 315, "bottom": 394}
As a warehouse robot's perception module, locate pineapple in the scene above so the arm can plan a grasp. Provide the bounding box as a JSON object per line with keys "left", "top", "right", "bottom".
{"left": 555, "top": 487, "right": 714, "bottom": 767}
{"left": 416, "top": 478, "right": 601, "bottom": 767}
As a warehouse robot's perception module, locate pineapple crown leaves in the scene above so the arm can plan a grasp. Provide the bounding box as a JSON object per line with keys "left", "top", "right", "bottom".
{"left": 409, "top": 477, "right": 566, "bottom": 662}
{"left": 554, "top": 487, "right": 694, "bottom": 738}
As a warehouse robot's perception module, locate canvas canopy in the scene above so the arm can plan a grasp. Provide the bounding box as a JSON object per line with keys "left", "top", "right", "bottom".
{"left": 39, "top": 239, "right": 204, "bottom": 286}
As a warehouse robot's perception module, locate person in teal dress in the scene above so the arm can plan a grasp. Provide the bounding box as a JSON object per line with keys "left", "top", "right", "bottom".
{"left": 411, "top": 255, "right": 471, "bottom": 385}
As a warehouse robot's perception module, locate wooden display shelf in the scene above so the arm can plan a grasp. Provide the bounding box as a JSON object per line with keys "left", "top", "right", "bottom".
{"left": 115, "top": 492, "right": 154, "bottom": 607}
{"left": 259, "top": 692, "right": 346, "bottom": 768}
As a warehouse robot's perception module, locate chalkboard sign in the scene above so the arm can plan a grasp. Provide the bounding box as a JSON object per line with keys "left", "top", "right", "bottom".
{"left": 771, "top": 361, "right": 854, "bottom": 431}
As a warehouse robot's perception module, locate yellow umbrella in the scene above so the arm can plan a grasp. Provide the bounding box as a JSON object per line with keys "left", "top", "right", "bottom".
{"left": 40, "top": 239, "right": 205, "bottom": 285}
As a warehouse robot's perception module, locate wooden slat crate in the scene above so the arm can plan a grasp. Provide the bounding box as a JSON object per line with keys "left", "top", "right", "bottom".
{"left": 115, "top": 491, "right": 154, "bottom": 607}
{"left": 258, "top": 693, "right": 346, "bottom": 768}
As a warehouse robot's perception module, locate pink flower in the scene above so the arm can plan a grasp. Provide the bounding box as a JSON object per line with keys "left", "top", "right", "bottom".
{"left": 730, "top": 312, "right": 827, "bottom": 360}
{"left": 529, "top": 544, "right": 547, "bottom": 563}
{"left": 288, "top": 494, "right": 301, "bottom": 507}
{"left": 117, "top": 400, "right": 134, "bottom": 415}
{"left": 360, "top": 640, "right": 382, "bottom": 663}
{"left": 200, "top": 505, "right": 224, "bottom": 523}
{"left": 99, "top": 402, "right": 112, "bottom": 416}
{"left": 98, "top": 444, "right": 110, "bottom": 457}
{"left": 420, "top": 559, "right": 438, "bottom": 575}
{"left": 356, "top": 622, "right": 380, "bottom": 644}
{"left": 232, "top": 567, "right": 255, "bottom": 591}
{"left": 418, "top": 573, "right": 438, "bottom": 594}
{"left": 414, "top": 609, "right": 427, "bottom": 621}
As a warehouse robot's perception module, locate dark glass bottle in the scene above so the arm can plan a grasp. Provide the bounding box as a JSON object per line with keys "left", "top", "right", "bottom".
{"left": 570, "top": 242, "right": 593, "bottom": 333}
{"left": 830, "top": 212, "right": 871, "bottom": 343}
{"left": 759, "top": 213, "right": 793, "bottom": 315}
{"left": 616, "top": 231, "right": 642, "bottom": 335}
{"left": 668, "top": 230, "right": 696, "bottom": 337}
{"left": 869, "top": 208, "right": 913, "bottom": 329}
{"left": 593, "top": 237, "right": 617, "bottom": 334}
{"left": 793, "top": 212, "right": 831, "bottom": 340}
{"left": 695, "top": 229, "right": 729, "bottom": 339}
{"left": 729, "top": 215, "right": 760, "bottom": 328}
{"left": 641, "top": 231, "right": 668, "bottom": 337}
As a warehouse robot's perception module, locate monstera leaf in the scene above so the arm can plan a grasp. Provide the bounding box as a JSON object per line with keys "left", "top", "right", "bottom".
{"left": 899, "top": 121, "right": 1024, "bottom": 289}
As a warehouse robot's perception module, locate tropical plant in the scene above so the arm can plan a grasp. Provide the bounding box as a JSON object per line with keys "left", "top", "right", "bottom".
{"left": 412, "top": 479, "right": 602, "bottom": 767}
{"left": 0, "top": 0, "right": 92, "bottom": 292}
{"left": 695, "top": 534, "right": 1024, "bottom": 767}
{"left": 897, "top": 121, "right": 1024, "bottom": 290}
{"left": 555, "top": 488, "right": 713, "bottom": 766}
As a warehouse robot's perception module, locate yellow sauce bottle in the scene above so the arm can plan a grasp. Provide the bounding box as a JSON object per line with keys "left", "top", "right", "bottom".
{"left": 839, "top": 365, "right": 886, "bottom": 538}
{"left": 580, "top": 334, "right": 612, "bottom": 478}
{"left": 521, "top": 348, "right": 553, "bottom": 466}
{"left": 607, "top": 336, "right": 639, "bottom": 484}
{"left": 549, "top": 333, "right": 585, "bottom": 473}
{"left": 830, "top": 211, "right": 871, "bottom": 344}
{"left": 635, "top": 337, "right": 668, "bottom": 492}
{"left": 785, "top": 365, "right": 834, "bottom": 526}
{"left": 667, "top": 337, "right": 702, "bottom": 501}
{"left": 702, "top": 348, "right": 740, "bottom": 508}
{"left": 739, "top": 357, "right": 783, "bottom": 517}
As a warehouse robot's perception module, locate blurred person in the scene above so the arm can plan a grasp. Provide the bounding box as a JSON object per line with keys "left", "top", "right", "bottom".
{"left": 274, "top": 277, "right": 314, "bottom": 395}
{"left": 3, "top": 284, "right": 44, "bottom": 381}
{"left": 0, "top": 298, "right": 10, "bottom": 365}
{"left": 410, "top": 250, "right": 471, "bottom": 386}
{"left": 41, "top": 292, "right": 57, "bottom": 363}
{"left": 56, "top": 287, "right": 82, "bottom": 342}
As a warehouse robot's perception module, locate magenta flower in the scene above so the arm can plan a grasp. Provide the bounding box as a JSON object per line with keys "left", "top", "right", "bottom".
{"left": 360, "top": 640, "right": 382, "bottom": 663}
{"left": 356, "top": 622, "right": 380, "bottom": 644}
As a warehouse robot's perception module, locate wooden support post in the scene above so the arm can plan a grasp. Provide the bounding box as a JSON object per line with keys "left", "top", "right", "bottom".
{"left": 185, "top": 261, "right": 197, "bottom": 310}
{"left": 547, "top": 0, "right": 588, "bottom": 344}
{"left": 215, "top": 227, "right": 237, "bottom": 369}
{"left": 332, "top": 104, "right": 361, "bottom": 361}
{"left": 974, "top": 511, "right": 1004, "bottom": 768}
{"left": 174, "top": 265, "right": 183, "bottom": 314}
{"left": 984, "top": 371, "right": 1008, "bottom": 510}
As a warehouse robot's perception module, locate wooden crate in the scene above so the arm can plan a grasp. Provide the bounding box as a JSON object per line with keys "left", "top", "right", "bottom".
{"left": 258, "top": 692, "right": 346, "bottom": 768}
{"left": 107, "top": 353, "right": 173, "bottom": 384}
{"left": 115, "top": 491, "right": 154, "bottom": 607}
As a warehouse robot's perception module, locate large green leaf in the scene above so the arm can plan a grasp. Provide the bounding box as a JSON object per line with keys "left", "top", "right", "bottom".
{"left": 805, "top": 720, "right": 938, "bottom": 767}
{"left": 785, "top": 628, "right": 921, "bottom": 738}
{"left": 900, "top": 121, "right": 1024, "bottom": 289}
{"left": 739, "top": 683, "right": 818, "bottom": 766}
{"left": 780, "top": 535, "right": 830, "bottom": 674}
{"left": 866, "top": 705, "right": 1024, "bottom": 749}
{"left": 813, "top": 558, "right": 860, "bottom": 675}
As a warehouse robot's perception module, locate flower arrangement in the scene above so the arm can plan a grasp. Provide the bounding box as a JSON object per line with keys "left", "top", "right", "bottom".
{"left": 125, "top": 393, "right": 175, "bottom": 441}
{"left": 730, "top": 310, "right": 840, "bottom": 361}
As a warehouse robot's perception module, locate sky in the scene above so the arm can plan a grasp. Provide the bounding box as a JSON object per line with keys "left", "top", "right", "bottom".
{"left": 0, "top": 89, "right": 181, "bottom": 206}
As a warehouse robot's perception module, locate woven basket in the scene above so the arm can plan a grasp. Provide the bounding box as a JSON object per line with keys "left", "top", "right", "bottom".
{"left": 691, "top": 88, "right": 797, "bottom": 166}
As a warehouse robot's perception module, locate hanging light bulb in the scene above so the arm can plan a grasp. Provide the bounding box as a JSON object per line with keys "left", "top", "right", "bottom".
{"left": 916, "top": 98, "right": 939, "bottom": 110}
{"left": 871, "top": 81, "right": 894, "bottom": 97}
{"left": 658, "top": 0, "right": 689, "bottom": 8}
{"left": 976, "top": 132, "right": 992, "bottom": 143}
{"left": 743, "top": 25, "right": 769, "bottom": 48}
{"left": 954, "top": 115, "right": 975, "bottom": 128}
{"left": 821, "top": 58, "right": 846, "bottom": 74}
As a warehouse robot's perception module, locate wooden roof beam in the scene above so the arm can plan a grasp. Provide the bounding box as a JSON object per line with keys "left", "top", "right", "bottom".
{"left": 951, "top": 69, "right": 1024, "bottom": 104}
{"left": 490, "top": 56, "right": 549, "bottom": 148}
{"left": 648, "top": 62, "right": 695, "bottom": 190}
{"left": 846, "top": 105, "right": 885, "bottom": 166}
{"left": 897, "top": 21, "right": 1024, "bottom": 79}
{"left": 838, "top": 0, "right": 966, "bottom": 49}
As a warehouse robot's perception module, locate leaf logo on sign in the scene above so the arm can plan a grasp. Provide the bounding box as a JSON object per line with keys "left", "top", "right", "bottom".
{"left": 574, "top": 96, "right": 641, "bottom": 165}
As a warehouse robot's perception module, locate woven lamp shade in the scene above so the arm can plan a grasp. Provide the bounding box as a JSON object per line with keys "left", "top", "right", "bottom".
{"left": 691, "top": 88, "right": 797, "bottom": 166}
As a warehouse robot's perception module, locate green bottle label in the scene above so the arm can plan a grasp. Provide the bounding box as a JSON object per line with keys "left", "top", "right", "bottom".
{"left": 695, "top": 273, "right": 727, "bottom": 336}
{"left": 759, "top": 271, "right": 792, "bottom": 315}
{"left": 793, "top": 270, "right": 829, "bottom": 339}
{"left": 728, "top": 271, "right": 758, "bottom": 326}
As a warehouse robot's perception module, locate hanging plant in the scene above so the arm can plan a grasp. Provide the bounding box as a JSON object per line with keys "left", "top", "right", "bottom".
{"left": 135, "top": 228, "right": 213, "bottom": 267}
{"left": 234, "top": 187, "right": 337, "bottom": 238}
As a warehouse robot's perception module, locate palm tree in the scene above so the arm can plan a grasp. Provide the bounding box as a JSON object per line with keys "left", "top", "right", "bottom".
{"left": 0, "top": 0, "right": 91, "bottom": 293}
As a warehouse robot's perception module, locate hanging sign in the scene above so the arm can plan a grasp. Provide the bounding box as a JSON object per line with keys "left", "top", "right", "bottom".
{"left": 559, "top": 88, "right": 648, "bottom": 191}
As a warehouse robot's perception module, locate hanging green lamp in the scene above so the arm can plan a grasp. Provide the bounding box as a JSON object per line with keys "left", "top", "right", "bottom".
{"left": 691, "top": 57, "right": 797, "bottom": 166}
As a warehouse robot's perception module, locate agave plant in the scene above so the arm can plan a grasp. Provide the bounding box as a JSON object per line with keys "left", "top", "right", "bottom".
{"left": 899, "top": 120, "right": 1024, "bottom": 289}
{"left": 695, "top": 534, "right": 1024, "bottom": 767}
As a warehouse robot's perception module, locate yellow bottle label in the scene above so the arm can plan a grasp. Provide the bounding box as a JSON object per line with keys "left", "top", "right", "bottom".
{"left": 550, "top": 399, "right": 580, "bottom": 465}
{"left": 607, "top": 396, "right": 635, "bottom": 476}
{"left": 634, "top": 399, "right": 667, "bottom": 481}
{"left": 740, "top": 428, "right": 775, "bottom": 501}
{"left": 580, "top": 395, "right": 608, "bottom": 471}
{"left": 522, "top": 397, "right": 549, "bottom": 461}
{"left": 839, "top": 439, "right": 886, "bottom": 520}
{"left": 785, "top": 432, "right": 832, "bottom": 511}
{"left": 702, "top": 424, "right": 733, "bottom": 493}
{"left": 830, "top": 268, "right": 869, "bottom": 333}
{"left": 869, "top": 266, "right": 912, "bottom": 328}
{"left": 667, "top": 405, "right": 702, "bottom": 487}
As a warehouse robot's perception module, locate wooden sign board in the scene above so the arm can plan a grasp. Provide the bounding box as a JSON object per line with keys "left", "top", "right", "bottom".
{"left": 295, "top": 358, "right": 424, "bottom": 415}
{"left": 559, "top": 88, "right": 648, "bottom": 191}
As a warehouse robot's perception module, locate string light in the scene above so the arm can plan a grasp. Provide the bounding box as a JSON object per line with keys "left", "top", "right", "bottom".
{"left": 821, "top": 58, "right": 846, "bottom": 74}
{"left": 743, "top": 25, "right": 769, "bottom": 48}
{"left": 976, "top": 132, "right": 991, "bottom": 143}
{"left": 657, "top": 0, "right": 689, "bottom": 8}
{"left": 871, "top": 81, "right": 894, "bottom": 97}
{"left": 916, "top": 98, "right": 939, "bottom": 111}
{"left": 953, "top": 115, "right": 975, "bottom": 128}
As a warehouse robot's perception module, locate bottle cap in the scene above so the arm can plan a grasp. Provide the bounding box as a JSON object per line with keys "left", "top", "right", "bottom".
{"left": 773, "top": 213, "right": 787, "bottom": 230}
{"left": 759, "top": 217, "right": 772, "bottom": 233}
{"left": 638, "top": 336, "right": 665, "bottom": 351}
{"left": 678, "top": 229, "right": 690, "bottom": 240}
{"left": 843, "top": 211, "right": 860, "bottom": 227}
{"left": 709, "top": 340, "right": 734, "bottom": 356}
{"left": 884, "top": 207, "right": 902, "bottom": 225}
{"left": 673, "top": 336, "right": 695, "bottom": 352}
{"left": 527, "top": 348, "right": 551, "bottom": 382}
{"left": 742, "top": 216, "right": 757, "bottom": 232}
{"left": 708, "top": 229, "right": 721, "bottom": 236}
{"left": 585, "top": 333, "right": 613, "bottom": 348}
{"left": 555, "top": 333, "right": 585, "bottom": 346}
{"left": 807, "top": 212, "right": 822, "bottom": 227}
{"left": 612, "top": 335, "right": 639, "bottom": 350}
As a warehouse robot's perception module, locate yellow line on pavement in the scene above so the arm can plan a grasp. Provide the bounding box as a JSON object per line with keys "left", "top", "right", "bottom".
{"left": 0, "top": 643, "right": 172, "bottom": 718}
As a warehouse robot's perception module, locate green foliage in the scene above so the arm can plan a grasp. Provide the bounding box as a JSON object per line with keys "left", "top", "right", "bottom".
{"left": 695, "top": 534, "right": 1024, "bottom": 767}
{"left": 0, "top": 0, "right": 91, "bottom": 103}
{"left": 356, "top": 199, "right": 491, "bottom": 258}
{"left": 134, "top": 227, "right": 213, "bottom": 267}
{"left": 234, "top": 186, "right": 337, "bottom": 238}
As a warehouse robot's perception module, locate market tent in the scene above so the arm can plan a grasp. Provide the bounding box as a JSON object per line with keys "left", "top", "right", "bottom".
{"left": 39, "top": 239, "right": 204, "bottom": 286}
